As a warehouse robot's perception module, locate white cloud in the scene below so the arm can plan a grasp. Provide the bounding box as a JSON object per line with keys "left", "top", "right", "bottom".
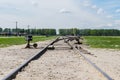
{"left": 114, "top": 20, "right": 120, "bottom": 24}
{"left": 106, "top": 15, "right": 113, "bottom": 18}
{"left": 59, "top": 8, "right": 72, "bottom": 14}
{"left": 0, "top": 0, "right": 117, "bottom": 29}
{"left": 31, "top": 1, "right": 39, "bottom": 7}
{"left": 107, "top": 23, "right": 113, "bottom": 27}
{"left": 83, "top": 1, "right": 91, "bottom": 7}
{"left": 116, "top": 9, "right": 120, "bottom": 13}
{"left": 97, "top": 8, "right": 104, "bottom": 14}
{"left": 91, "top": 5, "right": 97, "bottom": 9}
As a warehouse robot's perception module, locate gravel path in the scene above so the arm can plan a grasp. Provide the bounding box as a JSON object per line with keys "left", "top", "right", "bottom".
{"left": 0, "top": 39, "right": 120, "bottom": 80}
{"left": 14, "top": 41, "right": 106, "bottom": 80}
{"left": 81, "top": 46, "right": 120, "bottom": 80}
{"left": 0, "top": 41, "right": 50, "bottom": 80}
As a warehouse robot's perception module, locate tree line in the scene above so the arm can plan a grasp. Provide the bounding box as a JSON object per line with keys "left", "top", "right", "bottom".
{"left": 59, "top": 28, "right": 120, "bottom": 36}
{"left": 0, "top": 28, "right": 56, "bottom": 36}
{"left": 0, "top": 28, "right": 120, "bottom": 36}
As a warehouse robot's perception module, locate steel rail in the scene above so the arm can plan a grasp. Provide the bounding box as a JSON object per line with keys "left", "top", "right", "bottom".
{"left": 74, "top": 47, "right": 113, "bottom": 80}
{"left": 50, "top": 39, "right": 113, "bottom": 80}
{"left": 2, "top": 37, "right": 59, "bottom": 80}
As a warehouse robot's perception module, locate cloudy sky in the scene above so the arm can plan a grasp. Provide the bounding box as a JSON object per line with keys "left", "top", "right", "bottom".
{"left": 0, "top": 0, "right": 120, "bottom": 29}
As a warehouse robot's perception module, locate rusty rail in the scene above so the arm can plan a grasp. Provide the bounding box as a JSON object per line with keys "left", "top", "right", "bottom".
{"left": 2, "top": 37, "right": 59, "bottom": 80}
{"left": 2, "top": 36, "right": 113, "bottom": 80}
{"left": 73, "top": 46, "right": 113, "bottom": 80}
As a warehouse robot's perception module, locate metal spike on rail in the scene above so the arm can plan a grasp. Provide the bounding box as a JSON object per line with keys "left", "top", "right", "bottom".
{"left": 47, "top": 45, "right": 55, "bottom": 50}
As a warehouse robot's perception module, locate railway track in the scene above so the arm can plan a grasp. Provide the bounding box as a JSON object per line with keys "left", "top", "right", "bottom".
{"left": 2, "top": 37, "right": 113, "bottom": 80}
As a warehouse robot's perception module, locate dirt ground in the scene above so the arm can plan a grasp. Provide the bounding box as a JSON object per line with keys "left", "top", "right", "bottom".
{"left": 15, "top": 41, "right": 107, "bottom": 80}
{"left": 81, "top": 46, "right": 120, "bottom": 80}
{"left": 0, "top": 40, "right": 120, "bottom": 80}
{"left": 0, "top": 41, "right": 51, "bottom": 80}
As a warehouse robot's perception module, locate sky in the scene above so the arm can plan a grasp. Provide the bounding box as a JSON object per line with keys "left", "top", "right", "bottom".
{"left": 0, "top": 0, "right": 120, "bottom": 29}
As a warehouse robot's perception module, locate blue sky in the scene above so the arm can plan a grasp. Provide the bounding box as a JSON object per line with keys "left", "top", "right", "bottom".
{"left": 0, "top": 0, "right": 120, "bottom": 29}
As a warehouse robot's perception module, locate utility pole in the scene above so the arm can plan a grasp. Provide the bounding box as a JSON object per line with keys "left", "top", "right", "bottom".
{"left": 16, "top": 21, "right": 18, "bottom": 36}
{"left": 28, "top": 25, "right": 30, "bottom": 35}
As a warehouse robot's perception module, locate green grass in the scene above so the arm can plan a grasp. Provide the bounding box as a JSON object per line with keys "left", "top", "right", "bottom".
{"left": 84, "top": 36, "right": 120, "bottom": 49}
{"left": 0, "top": 36, "right": 56, "bottom": 47}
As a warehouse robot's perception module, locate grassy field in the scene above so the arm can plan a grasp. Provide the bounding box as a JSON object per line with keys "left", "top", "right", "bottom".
{"left": 0, "top": 36, "right": 56, "bottom": 47}
{"left": 1, "top": 36, "right": 120, "bottom": 49}
{"left": 84, "top": 36, "right": 120, "bottom": 49}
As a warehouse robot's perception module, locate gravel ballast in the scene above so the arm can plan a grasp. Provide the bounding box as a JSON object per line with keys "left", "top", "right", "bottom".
{"left": 82, "top": 46, "right": 120, "bottom": 80}
{"left": 0, "top": 41, "right": 50, "bottom": 80}
{"left": 15, "top": 41, "right": 107, "bottom": 80}
{"left": 0, "top": 40, "right": 119, "bottom": 80}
